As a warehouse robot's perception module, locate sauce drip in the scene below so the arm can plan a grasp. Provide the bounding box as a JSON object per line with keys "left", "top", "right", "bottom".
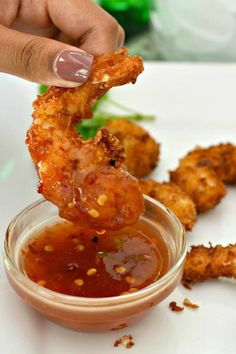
{"left": 22, "top": 221, "right": 169, "bottom": 298}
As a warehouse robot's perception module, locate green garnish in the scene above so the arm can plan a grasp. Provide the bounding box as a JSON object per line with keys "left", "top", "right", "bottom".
{"left": 76, "top": 94, "right": 155, "bottom": 140}
{"left": 38, "top": 85, "right": 48, "bottom": 94}
{"left": 92, "top": 94, "right": 109, "bottom": 112}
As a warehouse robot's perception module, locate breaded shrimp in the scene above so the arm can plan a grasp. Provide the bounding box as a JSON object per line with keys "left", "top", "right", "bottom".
{"left": 169, "top": 143, "right": 236, "bottom": 212}
{"left": 26, "top": 49, "right": 144, "bottom": 230}
{"left": 183, "top": 244, "right": 236, "bottom": 284}
{"left": 207, "top": 143, "right": 236, "bottom": 184}
{"left": 139, "top": 179, "right": 197, "bottom": 231}
{"left": 177, "top": 144, "right": 236, "bottom": 184}
{"left": 170, "top": 165, "right": 226, "bottom": 213}
{"left": 105, "top": 119, "right": 160, "bottom": 177}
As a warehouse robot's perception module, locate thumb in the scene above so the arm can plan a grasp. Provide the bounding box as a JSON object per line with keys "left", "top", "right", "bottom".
{"left": 0, "top": 25, "right": 93, "bottom": 87}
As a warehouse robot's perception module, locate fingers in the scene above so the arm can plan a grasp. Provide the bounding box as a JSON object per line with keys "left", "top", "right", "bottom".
{"left": 47, "top": 0, "right": 125, "bottom": 56}
{"left": 0, "top": 0, "right": 125, "bottom": 86}
{"left": 0, "top": 24, "right": 93, "bottom": 87}
{"left": 78, "top": 22, "right": 125, "bottom": 56}
{"left": 118, "top": 25, "right": 125, "bottom": 48}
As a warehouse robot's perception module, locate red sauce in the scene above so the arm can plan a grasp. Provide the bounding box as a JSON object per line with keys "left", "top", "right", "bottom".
{"left": 22, "top": 221, "right": 169, "bottom": 298}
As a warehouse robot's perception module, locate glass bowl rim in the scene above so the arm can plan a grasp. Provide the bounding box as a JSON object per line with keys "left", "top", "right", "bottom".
{"left": 4, "top": 196, "right": 187, "bottom": 308}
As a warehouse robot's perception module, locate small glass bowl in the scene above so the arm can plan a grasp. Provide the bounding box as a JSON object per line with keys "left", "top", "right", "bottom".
{"left": 3, "top": 196, "right": 186, "bottom": 332}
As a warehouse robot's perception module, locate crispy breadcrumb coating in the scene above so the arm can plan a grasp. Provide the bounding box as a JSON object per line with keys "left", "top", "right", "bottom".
{"left": 170, "top": 165, "right": 226, "bottom": 213}
{"left": 105, "top": 119, "right": 160, "bottom": 177}
{"left": 26, "top": 49, "right": 144, "bottom": 230}
{"left": 114, "top": 335, "right": 134, "bottom": 349}
{"left": 169, "top": 143, "right": 236, "bottom": 212}
{"left": 183, "top": 298, "right": 199, "bottom": 309}
{"left": 176, "top": 144, "right": 236, "bottom": 184}
{"left": 207, "top": 143, "right": 236, "bottom": 184}
{"left": 183, "top": 244, "right": 236, "bottom": 284}
{"left": 139, "top": 179, "right": 197, "bottom": 230}
{"left": 169, "top": 301, "right": 184, "bottom": 312}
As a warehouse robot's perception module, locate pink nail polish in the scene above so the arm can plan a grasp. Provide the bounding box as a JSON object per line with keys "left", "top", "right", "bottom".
{"left": 53, "top": 50, "right": 93, "bottom": 84}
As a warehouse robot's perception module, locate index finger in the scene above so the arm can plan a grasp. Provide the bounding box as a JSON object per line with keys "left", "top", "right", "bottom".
{"left": 47, "top": 0, "right": 125, "bottom": 56}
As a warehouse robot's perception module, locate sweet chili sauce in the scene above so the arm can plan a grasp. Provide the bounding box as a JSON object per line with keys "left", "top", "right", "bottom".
{"left": 22, "top": 221, "right": 170, "bottom": 298}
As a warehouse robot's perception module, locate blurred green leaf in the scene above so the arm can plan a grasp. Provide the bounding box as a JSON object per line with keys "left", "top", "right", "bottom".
{"left": 92, "top": 94, "right": 109, "bottom": 112}
{"left": 38, "top": 85, "right": 48, "bottom": 94}
{"left": 38, "top": 86, "right": 155, "bottom": 141}
{"left": 76, "top": 93, "right": 155, "bottom": 140}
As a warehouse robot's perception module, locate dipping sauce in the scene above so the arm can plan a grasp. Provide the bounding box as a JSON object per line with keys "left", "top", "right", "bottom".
{"left": 22, "top": 221, "right": 169, "bottom": 298}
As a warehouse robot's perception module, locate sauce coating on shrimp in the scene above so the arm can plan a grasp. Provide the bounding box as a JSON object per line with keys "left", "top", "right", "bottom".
{"left": 26, "top": 49, "right": 144, "bottom": 230}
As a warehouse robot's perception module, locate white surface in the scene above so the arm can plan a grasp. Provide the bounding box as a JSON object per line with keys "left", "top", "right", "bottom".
{"left": 0, "top": 63, "right": 236, "bottom": 354}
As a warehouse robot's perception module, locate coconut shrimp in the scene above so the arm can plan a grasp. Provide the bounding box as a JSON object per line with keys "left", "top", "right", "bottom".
{"left": 183, "top": 244, "right": 236, "bottom": 284}
{"left": 105, "top": 119, "right": 160, "bottom": 178}
{"left": 26, "top": 49, "right": 144, "bottom": 230}
{"left": 170, "top": 143, "right": 236, "bottom": 212}
{"left": 139, "top": 179, "right": 197, "bottom": 231}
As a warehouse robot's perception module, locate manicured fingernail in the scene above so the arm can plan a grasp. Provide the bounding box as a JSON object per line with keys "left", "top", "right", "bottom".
{"left": 53, "top": 50, "right": 93, "bottom": 84}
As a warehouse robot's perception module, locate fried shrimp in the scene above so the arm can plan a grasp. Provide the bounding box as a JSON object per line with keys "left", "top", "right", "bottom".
{"left": 176, "top": 143, "right": 236, "bottom": 184}
{"left": 206, "top": 143, "right": 236, "bottom": 184}
{"left": 169, "top": 143, "right": 236, "bottom": 212}
{"left": 26, "top": 49, "right": 144, "bottom": 230}
{"left": 170, "top": 165, "right": 226, "bottom": 213}
{"left": 139, "top": 179, "right": 197, "bottom": 230}
{"left": 105, "top": 119, "right": 160, "bottom": 177}
{"left": 183, "top": 244, "right": 236, "bottom": 284}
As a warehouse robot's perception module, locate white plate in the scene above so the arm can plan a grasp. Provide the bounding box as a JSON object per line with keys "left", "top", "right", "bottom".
{"left": 0, "top": 63, "right": 235, "bottom": 354}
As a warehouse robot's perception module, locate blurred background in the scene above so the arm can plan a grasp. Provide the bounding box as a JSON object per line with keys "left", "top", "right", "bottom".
{"left": 96, "top": 0, "right": 236, "bottom": 61}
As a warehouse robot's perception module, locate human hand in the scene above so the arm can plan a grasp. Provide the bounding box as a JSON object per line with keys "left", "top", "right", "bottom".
{"left": 0, "top": 0, "right": 124, "bottom": 87}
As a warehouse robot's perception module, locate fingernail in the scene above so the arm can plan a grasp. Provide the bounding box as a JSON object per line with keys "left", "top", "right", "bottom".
{"left": 53, "top": 50, "right": 93, "bottom": 84}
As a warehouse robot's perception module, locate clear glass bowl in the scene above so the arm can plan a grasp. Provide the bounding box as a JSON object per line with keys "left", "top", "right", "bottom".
{"left": 3, "top": 196, "right": 186, "bottom": 332}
